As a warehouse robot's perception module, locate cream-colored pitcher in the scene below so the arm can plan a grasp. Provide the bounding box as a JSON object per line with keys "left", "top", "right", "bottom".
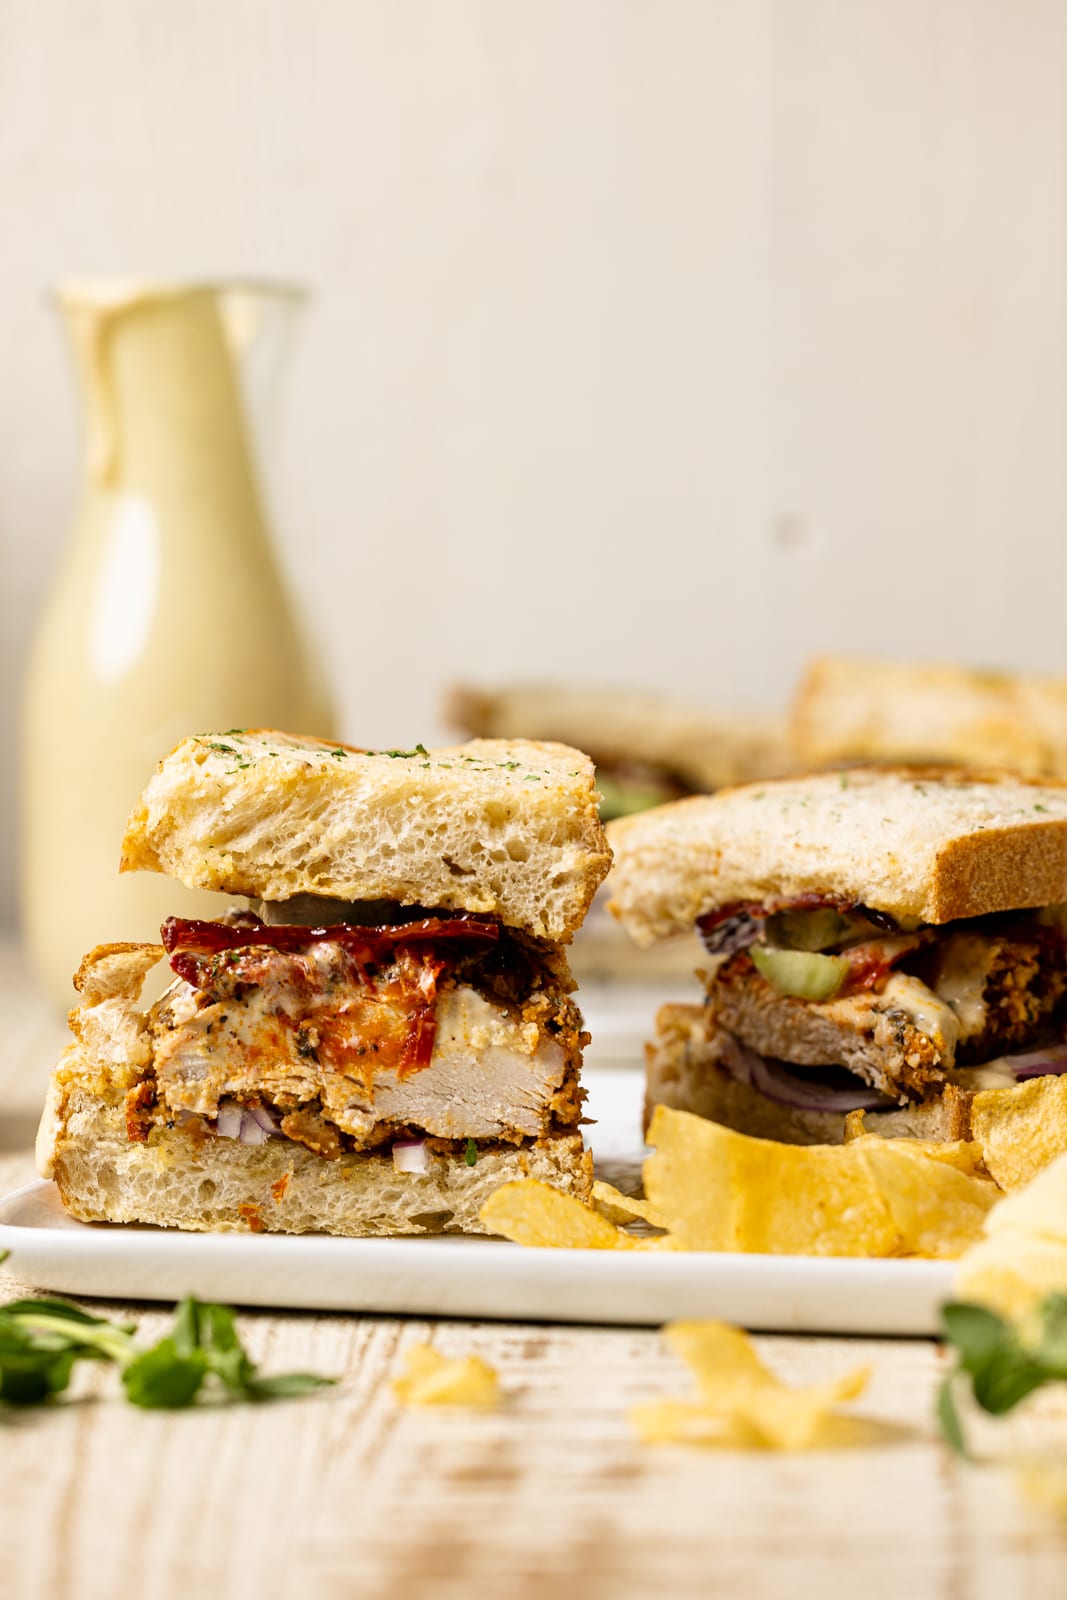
{"left": 21, "top": 280, "right": 335, "bottom": 1008}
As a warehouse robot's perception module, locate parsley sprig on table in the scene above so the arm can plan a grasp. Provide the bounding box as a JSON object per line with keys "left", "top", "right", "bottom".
{"left": 0, "top": 1255, "right": 335, "bottom": 1411}
{"left": 938, "top": 1294, "right": 1067, "bottom": 1455}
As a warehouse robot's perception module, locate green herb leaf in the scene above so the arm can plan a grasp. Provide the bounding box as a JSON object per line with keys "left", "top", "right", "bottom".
{"left": 243, "top": 1372, "right": 337, "bottom": 1401}
{"left": 0, "top": 1290, "right": 335, "bottom": 1415}
{"left": 383, "top": 744, "right": 430, "bottom": 759}
{"left": 941, "top": 1302, "right": 1011, "bottom": 1372}
{"left": 465, "top": 1138, "right": 478, "bottom": 1167}
{"left": 123, "top": 1339, "right": 209, "bottom": 1409}
{"left": 937, "top": 1294, "right": 1067, "bottom": 1451}
{"left": 936, "top": 1376, "right": 968, "bottom": 1458}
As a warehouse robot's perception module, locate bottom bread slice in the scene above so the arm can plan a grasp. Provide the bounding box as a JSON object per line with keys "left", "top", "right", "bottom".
{"left": 646, "top": 1003, "right": 973, "bottom": 1146}
{"left": 45, "top": 1087, "right": 592, "bottom": 1238}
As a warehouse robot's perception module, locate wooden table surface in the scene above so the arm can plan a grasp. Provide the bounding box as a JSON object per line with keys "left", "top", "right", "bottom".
{"left": 2, "top": 937, "right": 1067, "bottom": 1600}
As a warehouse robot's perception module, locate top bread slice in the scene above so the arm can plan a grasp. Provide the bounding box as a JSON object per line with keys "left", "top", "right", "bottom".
{"left": 792, "top": 655, "right": 1067, "bottom": 777}
{"left": 121, "top": 731, "right": 611, "bottom": 943}
{"left": 606, "top": 766, "right": 1067, "bottom": 944}
{"left": 446, "top": 682, "right": 792, "bottom": 792}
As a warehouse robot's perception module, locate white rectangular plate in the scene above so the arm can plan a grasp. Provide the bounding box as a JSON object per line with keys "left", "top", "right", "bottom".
{"left": 0, "top": 1067, "right": 954, "bottom": 1334}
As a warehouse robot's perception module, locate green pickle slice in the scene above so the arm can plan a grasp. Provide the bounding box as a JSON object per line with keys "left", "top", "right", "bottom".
{"left": 750, "top": 944, "right": 849, "bottom": 1002}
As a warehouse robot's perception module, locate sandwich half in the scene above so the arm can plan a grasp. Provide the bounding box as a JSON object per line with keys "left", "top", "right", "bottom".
{"left": 792, "top": 654, "right": 1067, "bottom": 778}
{"left": 607, "top": 767, "right": 1067, "bottom": 1145}
{"left": 446, "top": 682, "right": 792, "bottom": 819}
{"left": 37, "top": 731, "right": 611, "bottom": 1235}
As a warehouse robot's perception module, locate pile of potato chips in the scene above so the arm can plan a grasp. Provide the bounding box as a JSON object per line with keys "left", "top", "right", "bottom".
{"left": 480, "top": 1104, "right": 1000, "bottom": 1258}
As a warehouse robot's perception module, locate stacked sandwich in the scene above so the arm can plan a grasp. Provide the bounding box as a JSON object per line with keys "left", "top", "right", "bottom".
{"left": 607, "top": 768, "right": 1067, "bottom": 1145}
{"left": 38, "top": 731, "right": 610, "bottom": 1235}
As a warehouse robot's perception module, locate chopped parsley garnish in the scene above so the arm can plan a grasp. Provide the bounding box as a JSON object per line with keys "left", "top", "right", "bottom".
{"left": 383, "top": 744, "right": 430, "bottom": 759}
{"left": 328, "top": 748, "right": 349, "bottom": 760}
{"left": 0, "top": 1263, "right": 335, "bottom": 1412}
{"left": 1035, "top": 804, "right": 1049, "bottom": 814}
{"left": 465, "top": 1139, "right": 478, "bottom": 1167}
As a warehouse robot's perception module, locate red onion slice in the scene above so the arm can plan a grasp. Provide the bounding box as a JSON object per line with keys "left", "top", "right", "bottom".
{"left": 983, "top": 1043, "right": 1067, "bottom": 1081}
{"left": 392, "top": 1139, "right": 431, "bottom": 1175}
{"left": 719, "top": 1035, "right": 896, "bottom": 1114}
{"left": 247, "top": 1103, "right": 281, "bottom": 1133}
{"left": 239, "top": 1113, "right": 271, "bottom": 1146}
{"left": 216, "top": 1102, "right": 242, "bottom": 1140}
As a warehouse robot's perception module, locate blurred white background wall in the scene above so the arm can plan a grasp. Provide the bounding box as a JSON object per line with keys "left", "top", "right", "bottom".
{"left": 2, "top": 0, "right": 1066, "bottom": 925}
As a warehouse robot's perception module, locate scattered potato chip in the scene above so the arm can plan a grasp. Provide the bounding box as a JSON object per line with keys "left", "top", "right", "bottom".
{"left": 971, "top": 1075, "right": 1067, "bottom": 1190}
{"left": 1016, "top": 1462, "right": 1067, "bottom": 1517}
{"left": 630, "top": 1399, "right": 763, "bottom": 1448}
{"left": 630, "top": 1320, "right": 869, "bottom": 1451}
{"left": 591, "top": 1180, "right": 667, "bottom": 1229}
{"left": 479, "top": 1180, "right": 633, "bottom": 1249}
{"left": 391, "top": 1343, "right": 500, "bottom": 1407}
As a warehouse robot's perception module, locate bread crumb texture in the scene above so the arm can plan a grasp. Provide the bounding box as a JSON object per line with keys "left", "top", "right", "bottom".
{"left": 121, "top": 731, "right": 611, "bottom": 942}
{"left": 607, "top": 767, "right": 1067, "bottom": 942}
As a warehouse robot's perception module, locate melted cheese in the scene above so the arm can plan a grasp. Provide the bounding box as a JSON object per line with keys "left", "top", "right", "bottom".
{"left": 880, "top": 972, "right": 961, "bottom": 1055}
{"left": 932, "top": 933, "right": 992, "bottom": 1040}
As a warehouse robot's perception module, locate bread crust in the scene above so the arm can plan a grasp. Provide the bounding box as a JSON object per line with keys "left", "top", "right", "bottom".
{"left": 607, "top": 766, "right": 1067, "bottom": 942}
{"left": 121, "top": 731, "right": 611, "bottom": 942}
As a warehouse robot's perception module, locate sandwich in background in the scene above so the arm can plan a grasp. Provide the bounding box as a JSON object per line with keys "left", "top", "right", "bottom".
{"left": 607, "top": 767, "right": 1067, "bottom": 1150}
{"left": 37, "top": 731, "right": 610, "bottom": 1236}
{"left": 447, "top": 681, "right": 793, "bottom": 986}
{"left": 446, "top": 682, "right": 792, "bottom": 820}
{"left": 792, "top": 655, "right": 1067, "bottom": 778}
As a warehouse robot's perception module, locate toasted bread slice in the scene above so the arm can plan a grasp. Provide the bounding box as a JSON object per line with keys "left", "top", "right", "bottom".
{"left": 792, "top": 655, "right": 1067, "bottom": 777}
{"left": 607, "top": 766, "right": 1067, "bottom": 943}
{"left": 121, "top": 731, "right": 610, "bottom": 942}
{"left": 41, "top": 1073, "right": 591, "bottom": 1237}
{"left": 446, "top": 682, "right": 792, "bottom": 793}
{"left": 645, "top": 1002, "right": 972, "bottom": 1146}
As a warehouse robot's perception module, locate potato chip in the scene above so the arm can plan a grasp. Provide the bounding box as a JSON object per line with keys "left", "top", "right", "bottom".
{"left": 643, "top": 1106, "right": 899, "bottom": 1256}
{"left": 954, "top": 1151, "right": 1067, "bottom": 1315}
{"left": 630, "top": 1320, "right": 869, "bottom": 1451}
{"left": 479, "top": 1179, "right": 633, "bottom": 1249}
{"left": 853, "top": 1139, "right": 998, "bottom": 1258}
{"left": 591, "top": 1180, "right": 667, "bottom": 1229}
{"left": 1016, "top": 1462, "right": 1067, "bottom": 1517}
{"left": 971, "top": 1075, "right": 1067, "bottom": 1190}
{"left": 629, "top": 1399, "right": 761, "bottom": 1448}
{"left": 391, "top": 1343, "right": 500, "bottom": 1407}
{"left": 984, "top": 1149, "right": 1067, "bottom": 1243}
{"left": 955, "top": 1236, "right": 1067, "bottom": 1319}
